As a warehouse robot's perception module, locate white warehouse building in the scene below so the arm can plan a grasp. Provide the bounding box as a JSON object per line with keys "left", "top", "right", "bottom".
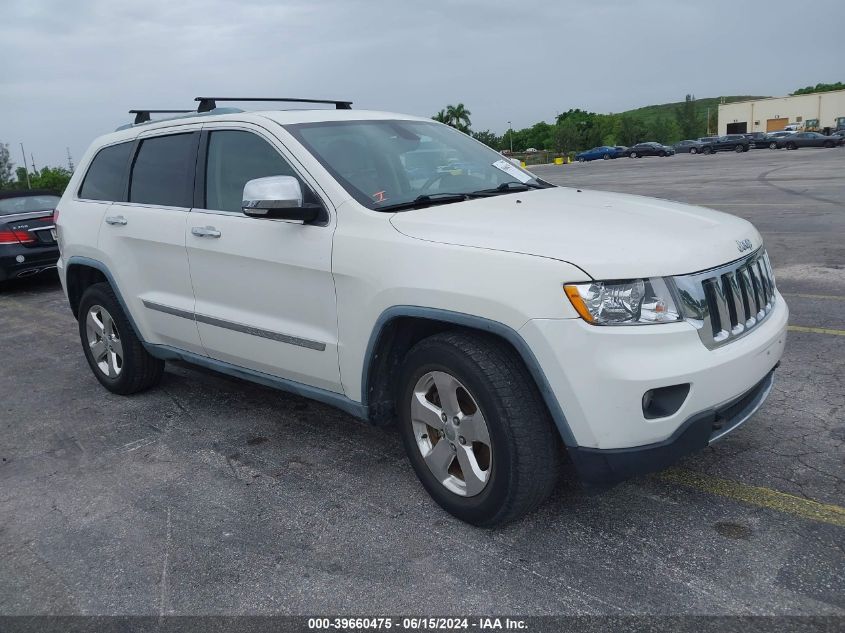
{"left": 718, "top": 89, "right": 845, "bottom": 135}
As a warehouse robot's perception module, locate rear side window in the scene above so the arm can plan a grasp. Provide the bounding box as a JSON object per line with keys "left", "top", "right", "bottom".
{"left": 79, "top": 141, "right": 133, "bottom": 201}
{"left": 130, "top": 133, "right": 197, "bottom": 208}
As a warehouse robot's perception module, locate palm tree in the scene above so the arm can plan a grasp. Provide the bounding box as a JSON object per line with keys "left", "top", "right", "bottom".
{"left": 445, "top": 103, "right": 472, "bottom": 133}
{"left": 432, "top": 109, "right": 449, "bottom": 124}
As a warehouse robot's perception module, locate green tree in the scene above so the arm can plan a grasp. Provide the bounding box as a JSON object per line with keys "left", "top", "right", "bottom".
{"left": 432, "top": 109, "right": 449, "bottom": 124}
{"left": 0, "top": 143, "right": 14, "bottom": 189}
{"left": 445, "top": 103, "right": 472, "bottom": 133}
{"left": 550, "top": 119, "right": 583, "bottom": 153}
{"left": 792, "top": 82, "right": 844, "bottom": 95}
{"left": 618, "top": 115, "right": 646, "bottom": 146}
{"left": 15, "top": 167, "right": 29, "bottom": 188}
{"left": 675, "top": 94, "right": 701, "bottom": 140}
{"left": 471, "top": 129, "right": 500, "bottom": 149}
{"left": 31, "top": 166, "right": 72, "bottom": 193}
{"left": 648, "top": 114, "right": 681, "bottom": 144}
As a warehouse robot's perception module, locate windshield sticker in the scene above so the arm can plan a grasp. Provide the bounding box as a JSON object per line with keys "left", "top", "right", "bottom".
{"left": 492, "top": 159, "right": 533, "bottom": 183}
{"left": 372, "top": 190, "right": 387, "bottom": 203}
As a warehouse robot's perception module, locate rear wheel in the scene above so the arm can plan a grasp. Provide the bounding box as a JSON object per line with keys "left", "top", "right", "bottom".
{"left": 787, "top": 142, "right": 797, "bottom": 150}
{"left": 690, "top": 147, "right": 698, "bottom": 154}
{"left": 630, "top": 152, "right": 638, "bottom": 158}
{"left": 603, "top": 153, "right": 611, "bottom": 160}
{"left": 769, "top": 141, "right": 778, "bottom": 149}
{"left": 578, "top": 157, "right": 585, "bottom": 163}
{"left": 78, "top": 283, "right": 164, "bottom": 395}
{"left": 397, "top": 332, "right": 560, "bottom": 527}
{"left": 734, "top": 145, "right": 744, "bottom": 153}
{"left": 824, "top": 141, "right": 834, "bottom": 148}
{"left": 659, "top": 151, "right": 666, "bottom": 157}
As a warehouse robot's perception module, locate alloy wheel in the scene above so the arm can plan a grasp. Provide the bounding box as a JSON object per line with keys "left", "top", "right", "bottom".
{"left": 410, "top": 371, "right": 492, "bottom": 497}
{"left": 86, "top": 305, "right": 123, "bottom": 378}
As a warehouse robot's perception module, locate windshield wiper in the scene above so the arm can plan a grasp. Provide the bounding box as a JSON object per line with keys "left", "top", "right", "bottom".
{"left": 470, "top": 181, "right": 546, "bottom": 196}
{"left": 377, "top": 192, "right": 480, "bottom": 212}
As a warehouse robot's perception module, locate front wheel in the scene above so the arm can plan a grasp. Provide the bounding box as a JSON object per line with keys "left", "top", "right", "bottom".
{"left": 690, "top": 147, "right": 698, "bottom": 154}
{"left": 603, "top": 153, "right": 611, "bottom": 160}
{"left": 659, "top": 151, "right": 666, "bottom": 157}
{"left": 578, "top": 157, "right": 585, "bottom": 163}
{"left": 78, "top": 283, "right": 164, "bottom": 394}
{"left": 769, "top": 141, "right": 778, "bottom": 149}
{"left": 824, "top": 141, "right": 834, "bottom": 148}
{"left": 397, "top": 332, "right": 560, "bottom": 527}
{"left": 734, "top": 145, "right": 744, "bottom": 153}
{"left": 630, "top": 152, "right": 638, "bottom": 158}
{"left": 787, "top": 142, "right": 797, "bottom": 150}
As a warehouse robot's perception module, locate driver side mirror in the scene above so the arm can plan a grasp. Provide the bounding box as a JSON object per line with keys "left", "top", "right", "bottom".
{"left": 242, "top": 176, "right": 321, "bottom": 223}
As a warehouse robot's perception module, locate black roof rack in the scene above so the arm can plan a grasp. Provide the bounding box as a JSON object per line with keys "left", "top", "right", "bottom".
{"left": 195, "top": 97, "right": 353, "bottom": 113}
{"left": 129, "top": 109, "right": 193, "bottom": 124}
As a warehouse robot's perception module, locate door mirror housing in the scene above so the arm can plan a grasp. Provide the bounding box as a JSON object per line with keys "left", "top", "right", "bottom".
{"left": 242, "top": 176, "right": 320, "bottom": 223}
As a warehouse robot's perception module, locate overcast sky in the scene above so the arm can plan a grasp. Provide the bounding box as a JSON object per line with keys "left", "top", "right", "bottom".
{"left": 2, "top": 0, "right": 843, "bottom": 169}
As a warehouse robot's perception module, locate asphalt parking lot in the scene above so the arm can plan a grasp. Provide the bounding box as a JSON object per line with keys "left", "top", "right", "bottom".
{"left": 1, "top": 149, "right": 843, "bottom": 616}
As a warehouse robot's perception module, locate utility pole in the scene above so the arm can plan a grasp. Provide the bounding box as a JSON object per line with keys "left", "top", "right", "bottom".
{"left": 66, "top": 147, "right": 75, "bottom": 172}
{"left": 19, "top": 143, "right": 31, "bottom": 189}
{"left": 30, "top": 154, "right": 37, "bottom": 176}
{"left": 508, "top": 120, "right": 513, "bottom": 153}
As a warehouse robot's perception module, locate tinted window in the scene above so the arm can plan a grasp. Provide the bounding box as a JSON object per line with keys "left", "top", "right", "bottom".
{"left": 79, "top": 141, "right": 133, "bottom": 201}
{"left": 204, "top": 130, "right": 304, "bottom": 213}
{"left": 130, "top": 133, "right": 197, "bottom": 207}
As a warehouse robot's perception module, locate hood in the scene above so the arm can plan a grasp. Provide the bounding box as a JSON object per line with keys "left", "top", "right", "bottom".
{"left": 389, "top": 187, "right": 762, "bottom": 280}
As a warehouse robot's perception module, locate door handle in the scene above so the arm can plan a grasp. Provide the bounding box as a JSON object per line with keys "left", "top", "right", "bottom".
{"left": 191, "top": 226, "right": 222, "bottom": 238}
{"left": 105, "top": 215, "right": 127, "bottom": 226}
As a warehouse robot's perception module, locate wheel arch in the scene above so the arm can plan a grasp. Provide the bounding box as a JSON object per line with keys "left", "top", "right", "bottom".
{"left": 65, "top": 256, "right": 143, "bottom": 339}
{"left": 361, "top": 306, "right": 577, "bottom": 446}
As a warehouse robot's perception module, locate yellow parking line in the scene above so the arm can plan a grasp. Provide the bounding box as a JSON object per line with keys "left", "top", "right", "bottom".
{"left": 782, "top": 292, "right": 845, "bottom": 301}
{"left": 787, "top": 325, "right": 845, "bottom": 336}
{"left": 657, "top": 469, "right": 845, "bottom": 527}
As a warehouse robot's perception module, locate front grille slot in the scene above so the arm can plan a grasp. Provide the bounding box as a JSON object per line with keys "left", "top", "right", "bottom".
{"left": 673, "top": 248, "right": 776, "bottom": 350}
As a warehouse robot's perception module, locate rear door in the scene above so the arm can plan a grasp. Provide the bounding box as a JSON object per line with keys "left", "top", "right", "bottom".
{"left": 97, "top": 127, "right": 204, "bottom": 354}
{"left": 185, "top": 123, "right": 341, "bottom": 392}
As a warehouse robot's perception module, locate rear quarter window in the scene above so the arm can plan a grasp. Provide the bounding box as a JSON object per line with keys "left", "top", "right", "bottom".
{"left": 79, "top": 141, "right": 134, "bottom": 202}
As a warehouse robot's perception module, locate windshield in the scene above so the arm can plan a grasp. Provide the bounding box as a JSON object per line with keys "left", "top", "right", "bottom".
{"left": 286, "top": 120, "right": 543, "bottom": 211}
{"left": 0, "top": 195, "right": 60, "bottom": 216}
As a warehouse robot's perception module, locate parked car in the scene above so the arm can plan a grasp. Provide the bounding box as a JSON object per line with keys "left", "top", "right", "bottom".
{"left": 55, "top": 98, "right": 787, "bottom": 526}
{"left": 0, "top": 189, "right": 60, "bottom": 283}
{"left": 763, "top": 131, "right": 796, "bottom": 149}
{"left": 575, "top": 146, "right": 620, "bottom": 162}
{"left": 742, "top": 132, "right": 772, "bottom": 149}
{"left": 775, "top": 131, "right": 844, "bottom": 149}
{"left": 706, "top": 134, "right": 751, "bottom": 153}
{"left": 627, "top": 142, "right": 673, "bottom": 158}
{"left": 613, "top": 145, "right": 628, "bottom": 156}
{"left": 673, "top": 139, "right": 712, "bottom": 155}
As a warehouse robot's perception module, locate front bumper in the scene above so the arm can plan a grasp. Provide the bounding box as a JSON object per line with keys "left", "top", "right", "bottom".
{"left": 519, "top": 291, "right": 788, "bottom": 459}
{"left": 568, "top": 367, "right": 776, "bottom": 485}
{"left": 0, "top": 244, "right": 59, "bottom": 282}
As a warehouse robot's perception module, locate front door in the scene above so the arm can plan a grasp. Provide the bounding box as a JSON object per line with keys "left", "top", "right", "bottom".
{"left": 185, "top": 125, "right": 341, "bottom": 393}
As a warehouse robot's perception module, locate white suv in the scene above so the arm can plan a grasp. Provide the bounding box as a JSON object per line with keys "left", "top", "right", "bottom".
{"left": 55, "top": 98, "right": 788, "bottom": 526}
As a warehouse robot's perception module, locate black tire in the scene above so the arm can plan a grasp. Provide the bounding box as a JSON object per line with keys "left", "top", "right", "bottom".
{"left": 78, "top": 282, "right": 164, "bottom": 395}
{"left": 703, "top": 147, "right": 712, "bottom": 155}
{"left": 397, "top": 331, "right": 560, "bottom": 527}
{"left": 824, "top": 141, "right": 834, "bottom": 148}
{"left": 603, "top": 153, "right": 611, "bottom": 160}
{"left": 659, "top": 151, "right": 666, "bottom": 157}
{"left": 787, "top": 142, "right": 797, "bottom": 150}
{"left": 734, "top": 145, "right": 744, "bottom": 153}
{"left": 689, "top": 147, "right": 698, "bottom": 154}
{"left": 577, "top": 157, "right": 585, "bottom": 163}
{"left": 769, "top": 141, "right": 778, "bottom": 149}
{"left": 630, "top": 152, "right": 638, "bottom": 158}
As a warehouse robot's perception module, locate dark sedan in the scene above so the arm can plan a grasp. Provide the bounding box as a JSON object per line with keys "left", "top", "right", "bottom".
{"left": 0, "top": 190, "right": 60, "bottom": 283}
{"left": 673, "top": 139, "right": 713, "bottom": 154}
{"left": 775, "top": 131, "right": 844, "bottom": 149}
{"left": 700, "top": 134, "right": 750, "bottom": 152}
{"left": 743, "top": 132, "right": 771, "bottom": 149}
{"left": 627, "top": 142, "right": 673, "bottom": 158}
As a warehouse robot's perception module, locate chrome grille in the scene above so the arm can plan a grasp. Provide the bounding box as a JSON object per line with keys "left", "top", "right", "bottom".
{"left": 673, "top": 249, "right": 776, "bottom": 349}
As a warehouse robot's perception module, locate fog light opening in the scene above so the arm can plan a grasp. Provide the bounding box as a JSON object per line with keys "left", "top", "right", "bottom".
{"left": 642, "top": 384, "right": 691, "bottom": 420}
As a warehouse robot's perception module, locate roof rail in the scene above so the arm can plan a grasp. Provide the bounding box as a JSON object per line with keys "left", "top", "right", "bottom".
{"left": 195, "top": 97, "right": 353, "bottom": 113}
{"left": 129, "top": 109, "right": 194, "bottom": 124}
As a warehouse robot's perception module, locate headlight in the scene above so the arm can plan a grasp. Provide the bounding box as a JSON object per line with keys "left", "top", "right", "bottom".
{"left": 564, "top": 278, "right": 681, "bottom": 325}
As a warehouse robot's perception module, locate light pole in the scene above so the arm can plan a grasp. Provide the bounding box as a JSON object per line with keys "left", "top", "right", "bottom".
{"left": 507, "top": 121, "right": 513, "bottom": 153}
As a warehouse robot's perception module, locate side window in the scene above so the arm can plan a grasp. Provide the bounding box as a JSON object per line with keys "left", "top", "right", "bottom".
{"left": 204, "top": 130, "right": 305, "bottom": 213}
{"left": 79, "top": 141, "right": 133, "bottom": 201}
{"left": 130, "top": 133, "right": 197, "bottom": 208}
